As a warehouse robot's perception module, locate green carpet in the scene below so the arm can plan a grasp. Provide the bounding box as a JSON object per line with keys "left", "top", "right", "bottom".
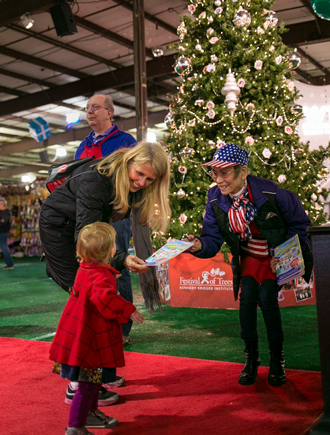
{"left": 0, "top": 257, "right": 320, "bottom": 371}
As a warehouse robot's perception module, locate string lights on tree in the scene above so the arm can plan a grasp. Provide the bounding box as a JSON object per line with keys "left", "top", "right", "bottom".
{"left": 154, "top": 0, "right": 330, "bottom": 246}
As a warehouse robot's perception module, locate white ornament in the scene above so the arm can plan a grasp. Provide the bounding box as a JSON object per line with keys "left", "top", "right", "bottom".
{"left": 311, "top": 193, "right": 318, "bottom": 202}
{"left": 195, "top": 44, "right": 202, "bottom": 51}
{"left": 177, "top": 188, "right": 186, "bottom": 198}
{"left": 211, "top": 54, "right": 218, "bottom": 62}
{"left": 221, "top": 70, "right": 241, "bottom": 116}
{"left": 208, "top": 16, "right": 214, "bottom": 24}
{"left": 254, "top": 60, "right": 263, "bottom": 70}
{"left": 262, "top": 148, "right": 272, "bottom": 159}
{"left": 207, "top": 109, "right": 216, "bottom": 119}
{"left": 275, "top": 55, "right": 282, "bottom": 65}
{"left": 245, "top": 136, "right": 254, "bottom": 146}
{"left": 257, "top": 26, "right": 265, "bottom": 34}
{"left": 180, "top": 213, "right": 188, "bottom": 224}
{"left": 214, "top": 0, "right": 221, "bottom": 6}
{"left": 206, "top": 101, "right": 215, "bottom": 109}
{"left": 210, "top": 37, "right": 219, "bottom": 44}
{"left": 278, "top": 174, "right": 286, "bottom": 183}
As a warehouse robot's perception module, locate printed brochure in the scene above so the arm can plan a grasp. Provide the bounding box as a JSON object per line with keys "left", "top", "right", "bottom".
{"left": 274, "top": 234, "right": 305, "bottom": 286}
{"left": 144, "top": 239, "right": 193, "bottom": 266}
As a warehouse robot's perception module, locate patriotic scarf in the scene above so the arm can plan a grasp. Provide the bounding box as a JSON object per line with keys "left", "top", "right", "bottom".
{"left": 228, "top": 184, "right": 257, "bottom": 241}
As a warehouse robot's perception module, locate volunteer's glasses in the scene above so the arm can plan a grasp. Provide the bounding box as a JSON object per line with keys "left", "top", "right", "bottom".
{"left": 208, "top": 168, "right": 235, "bottom": 180}
{"left": 84, "top": 104, "right": 109, "bottom": 113}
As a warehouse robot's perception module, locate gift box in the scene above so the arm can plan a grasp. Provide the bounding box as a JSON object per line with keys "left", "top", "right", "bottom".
{"left": 28, "top": 117, "right": 52, "bottom": 142}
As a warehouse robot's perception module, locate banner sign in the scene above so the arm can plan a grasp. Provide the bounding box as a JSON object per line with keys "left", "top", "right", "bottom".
{"left": 156, "top": 253, "right": 315, "bottom": 309}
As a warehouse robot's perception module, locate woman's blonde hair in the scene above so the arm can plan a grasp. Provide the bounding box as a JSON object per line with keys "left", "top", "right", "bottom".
{"left": 77, "top": 222, "right": 116, "bottom": 265}
{"left": 97, "top": 141, "right": 171, "bottom": 232}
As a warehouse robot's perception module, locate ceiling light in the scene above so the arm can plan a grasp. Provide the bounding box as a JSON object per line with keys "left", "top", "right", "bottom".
{"left": 21, "top": 13, "right": 34, "bottom": 29}
{"left": 56, "top": 147, "right": 67, "bottom": 157}
{"left": 21, "top": 175, "right": 31, "bottom": 183}
{"left": 66, "top": 111, "right": 80, "bottom": 127}
{"left": 147, "top": 131, "right": 157, "bottom": 143}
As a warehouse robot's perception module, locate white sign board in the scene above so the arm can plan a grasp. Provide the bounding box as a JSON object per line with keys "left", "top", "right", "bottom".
{"left": 295, "top": 81, "right": 330, "bottom": 151}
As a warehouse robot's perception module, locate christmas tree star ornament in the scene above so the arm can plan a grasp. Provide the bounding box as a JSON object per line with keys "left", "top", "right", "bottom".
{"left": 221, "top": 70, "right": 241, "bottom": 116}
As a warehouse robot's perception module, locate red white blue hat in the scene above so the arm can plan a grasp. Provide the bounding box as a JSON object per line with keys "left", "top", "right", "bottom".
{"left": 202, "top": 143, "right": 249, "bottom": 168}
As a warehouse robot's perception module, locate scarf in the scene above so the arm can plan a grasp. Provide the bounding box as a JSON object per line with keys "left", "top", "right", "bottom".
{"left": 131, "top": 208, "right": 162, "bottom": 312}
{"left": 228, "top": 185, "right": 257, "bottom": 241}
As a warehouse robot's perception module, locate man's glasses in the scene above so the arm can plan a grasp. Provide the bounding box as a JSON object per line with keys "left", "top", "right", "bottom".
{"left": 208, "top": 169, "right": 235, "bottom": 180}
{"left": 84, "top": 104, "right": 108, "bottom": 113}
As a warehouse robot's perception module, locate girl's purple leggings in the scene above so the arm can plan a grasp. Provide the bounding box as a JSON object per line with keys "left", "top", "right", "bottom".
{"left": 68, "top": 381, "right": 100, "bottom": 428}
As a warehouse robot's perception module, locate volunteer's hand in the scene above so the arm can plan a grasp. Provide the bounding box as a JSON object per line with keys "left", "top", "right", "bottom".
{"left": 123, "top": 255, "right": 149, "bottom": 274}
{"left": 270, "top": 257, "right": 280, "bottom": 273}
{"left": 184, "top": 234, "right": 202, "bottom": 253}
{"left": 131, "top": 309, "right": 144, "bottom": 324}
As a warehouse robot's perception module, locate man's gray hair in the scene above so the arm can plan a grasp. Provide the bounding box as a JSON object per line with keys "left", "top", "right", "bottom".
{"left": 102, "top": 95, "right": 114, "bottom": 114}
{"left": 0, "top": 197, "right": 7, "bottom": 206}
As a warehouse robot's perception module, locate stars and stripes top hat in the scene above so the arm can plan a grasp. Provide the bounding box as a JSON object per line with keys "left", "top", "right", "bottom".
{"left": 202, "top": 143, "right": 249, "bottom": 169}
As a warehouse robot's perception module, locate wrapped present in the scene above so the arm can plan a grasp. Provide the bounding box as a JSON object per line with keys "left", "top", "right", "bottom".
{"left": 28, "top": 117, "right": 52, "bottom": 142}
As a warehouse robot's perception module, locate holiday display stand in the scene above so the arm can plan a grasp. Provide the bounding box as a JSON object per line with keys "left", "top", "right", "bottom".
{"left": 156, "top": 253, "right": 315, "bottom": 310}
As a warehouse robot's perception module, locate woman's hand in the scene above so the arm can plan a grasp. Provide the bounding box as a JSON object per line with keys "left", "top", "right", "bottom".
{"left": 183, "top": 234, "right": 202, "bottom": 253}
{"left": 123, "top": 255, "right": 149, "bottom": 274}
{"left": 270, "top": 257, "right": 280, "bottom": 273}
{"left": 131, "top": 309, "right": 144, "bottom": 324}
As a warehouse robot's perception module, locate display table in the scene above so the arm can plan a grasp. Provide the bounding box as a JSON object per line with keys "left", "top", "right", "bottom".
{"left": 157, "top": 252, "right": 315, "bottom": 309}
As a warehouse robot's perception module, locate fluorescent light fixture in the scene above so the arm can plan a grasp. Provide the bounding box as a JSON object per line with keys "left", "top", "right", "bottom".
{"left": 147, "top": 131, "right": 157, "bottom": 143}
{"left": 21, "top": 13, "right": 34, "bottom": 29}
{"left": 21, "top": 175, "right": 31, "bottom": 183}
{"left": 56, "top": 147, "right": 67, "bottom": 157}
{"left": 66, "top": 111, "right": 80, "bottom": 125}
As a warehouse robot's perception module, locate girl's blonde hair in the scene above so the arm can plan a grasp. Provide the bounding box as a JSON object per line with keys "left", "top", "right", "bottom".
{"left": 77, "top": 222, "right": 116, "bottom": 265}
{"left": 97, "top": 141, "right": 171, "bottom": 232}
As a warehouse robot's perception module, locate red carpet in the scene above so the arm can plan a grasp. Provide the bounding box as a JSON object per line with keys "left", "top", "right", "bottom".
{"left": 1, "top": 337, "right": 322, "bottom": 435}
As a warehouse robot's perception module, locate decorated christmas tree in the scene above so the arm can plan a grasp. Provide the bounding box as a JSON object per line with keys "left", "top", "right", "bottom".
{"left": 159, "top": 0, "right": 330, "bottom": 245}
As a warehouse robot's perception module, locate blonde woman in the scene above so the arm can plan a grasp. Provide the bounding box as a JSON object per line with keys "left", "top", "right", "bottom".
{"left": 40, "top": 141, "right": 170, "bottom": 293}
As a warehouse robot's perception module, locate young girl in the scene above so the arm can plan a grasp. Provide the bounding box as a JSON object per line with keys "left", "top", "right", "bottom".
{"left": 49, "top": 222, "right": 144, "bottom": 435}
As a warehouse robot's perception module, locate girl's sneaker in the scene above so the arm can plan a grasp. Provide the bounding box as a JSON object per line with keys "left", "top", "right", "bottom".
{"left": 85, "top": 409, "right": 118, "bottom": 429}
{"left": 65, "top": 427, "right": 95, "bottom": 435}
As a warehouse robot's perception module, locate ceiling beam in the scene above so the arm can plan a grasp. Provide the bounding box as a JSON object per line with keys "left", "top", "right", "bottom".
{"left": 296, "top": 46, "right": 330, "bottom": 83}
{"left": 0, "top": 54, "right": 175, "bottom": 117}
{"left": 111, "top": 0, "right": 178, "bottom": 36}
{"left": 0, "top": 110, "right": 167, "bottom": 157}
{"left": 0, "top": 85, "right": 26, "bottom": 97}
{"left": 73, "top": 15, "right": 154, "bottom": 58}
{"left": 0, "top": 46, "right": 89, "bottom": 79}
{"left": 0, "top": 0, "right": 57, "bottom": 27}
{"left": 0, "top": 68, "right": 53, "bottom": 88}
{"left": 283, "top": 19, "right": 330, "bottom": 46}
{"left": 0, "top": 164, "right": 50, "bottom": 178}
{"left": 8, "top": 24, "right": 122, "bottom": 69}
